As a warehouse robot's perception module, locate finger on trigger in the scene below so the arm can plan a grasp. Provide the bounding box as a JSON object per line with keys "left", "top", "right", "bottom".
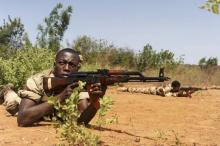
{"left": 70, "top": 83, "right": 79, "bottom": 89}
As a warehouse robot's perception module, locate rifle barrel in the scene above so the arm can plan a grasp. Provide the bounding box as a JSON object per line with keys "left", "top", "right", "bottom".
{"left": 127, "top": 77, "right": 170, "bottom": 82}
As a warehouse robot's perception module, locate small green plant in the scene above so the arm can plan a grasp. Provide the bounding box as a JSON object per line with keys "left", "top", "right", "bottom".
{"left": 96, "top": 96, "right": 118, "bottom": 127}
{"left": 154, "top": 130, "right": 183, "bottom": 146}
{"left": 201, "top": 0, "right": 220, "bottom": 14}
{"left": 48, "top": 81, "right": 99, "bottom": 146}
{"left": 155, "top": 129, "right": 168, "bottom": 141}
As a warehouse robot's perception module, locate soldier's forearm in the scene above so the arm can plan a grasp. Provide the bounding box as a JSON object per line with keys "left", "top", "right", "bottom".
{"left": 18, "top": 102, "right": 54, "bottom": 127}
{"left": 77, "top": 103, "right": 98, "bottom": 126}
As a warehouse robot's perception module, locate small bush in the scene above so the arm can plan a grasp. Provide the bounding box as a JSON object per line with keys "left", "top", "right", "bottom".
{"left": 48, "top": 81, "right": 99, "bottom": 146}
{"left": 0, "top": 47, "right": 54, "bottom": 89}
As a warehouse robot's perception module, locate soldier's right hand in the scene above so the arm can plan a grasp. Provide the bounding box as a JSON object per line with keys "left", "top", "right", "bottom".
{"left": 185, "top": 90, "right": 193, "bottom": 98}
{"left": 56, "top": 82, "right": 79, "bottom": 102}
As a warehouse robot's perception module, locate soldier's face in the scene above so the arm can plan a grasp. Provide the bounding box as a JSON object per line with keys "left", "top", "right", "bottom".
{"left": 53, "top": 52, "right": 80, "bottom": 77}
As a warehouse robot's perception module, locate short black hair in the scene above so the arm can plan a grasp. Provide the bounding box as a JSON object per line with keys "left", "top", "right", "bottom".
{"left": 55, "top": 48, "right": 80, "bottom": 60}
{"left": 171, "top": 80, "right": 181, "bottom": 88}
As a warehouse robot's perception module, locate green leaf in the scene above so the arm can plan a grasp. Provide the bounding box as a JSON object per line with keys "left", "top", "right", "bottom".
{"left": 212, "top": 4, "right": 219, "bottom": 13}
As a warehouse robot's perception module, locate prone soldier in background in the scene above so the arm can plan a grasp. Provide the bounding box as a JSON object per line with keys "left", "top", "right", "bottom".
{"left": 117, "top": 80, "right": 205, "bottom": 98}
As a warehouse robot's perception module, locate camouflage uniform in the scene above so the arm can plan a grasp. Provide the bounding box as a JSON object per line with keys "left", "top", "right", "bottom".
{"left": 117, "top": 84, "right": 179, "bottom": 97}
{"left": 1, "top": 70, "right": 89, "bottom": 115}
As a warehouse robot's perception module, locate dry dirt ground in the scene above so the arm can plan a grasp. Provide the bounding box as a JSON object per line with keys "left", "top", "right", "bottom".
{"left": 0, "top": 82, "right": 220, "bottom": 146}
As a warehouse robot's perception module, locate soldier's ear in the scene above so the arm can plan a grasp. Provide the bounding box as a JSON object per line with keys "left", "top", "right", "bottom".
{"left": 77, "top": 63, "right": 81, "bottom": 70}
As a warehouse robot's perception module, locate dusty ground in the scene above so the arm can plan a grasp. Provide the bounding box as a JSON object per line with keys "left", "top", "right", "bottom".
{"left": 0, "top": 82, "right": 220, "bottom": 146}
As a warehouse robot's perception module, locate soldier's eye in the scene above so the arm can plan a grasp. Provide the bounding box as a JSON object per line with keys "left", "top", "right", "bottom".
{"left": 69, "top": 62, "right": 78, "bottom": 68}
{"left": 58, "top": 61, "right": 65, "bottom": 65}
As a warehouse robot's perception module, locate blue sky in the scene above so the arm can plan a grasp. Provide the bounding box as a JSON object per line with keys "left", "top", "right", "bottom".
{"left": 0, "top": 0, "right": 219, "bottom": 64}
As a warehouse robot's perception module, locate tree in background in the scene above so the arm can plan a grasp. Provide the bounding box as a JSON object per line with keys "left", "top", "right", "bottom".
{"left": 135, "top": 44, "right": 156, "bottom": 71}
{"left": 73, "top": 35, "right": 97, "bottom": 62}
{"left": 201, "top": 0, "right": 220, "bottom": 14}
{"left": 36, "top": 3, "right": 72, "bottom": 51}
{"left": 0, "top": 16, "right": 25, "bottom": 58}
{"left": 110, "top": 48, "right": 135, "bottom": 68}
{"left": 198, "top": 57, "right": 207, "bottom": 69}
{"left": 73, "top": 35, "right": 136, "bottom": 68}
{"left": 199, "top": 57, "right": 218, "bottom": 70}
{"left": 22, "top": 32, "right": 32, "bottom": 48}
{"left": 198, "top": 57, "right": 218, "bottom": 82}
{"left": 135, "top": 44, "right": 182, "bottom": 71}
{"left": 156, "top": 49, "right": 183, "bottom": 68}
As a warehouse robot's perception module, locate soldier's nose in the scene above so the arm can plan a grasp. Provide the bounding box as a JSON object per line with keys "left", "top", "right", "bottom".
{"left": 64, "top": 64, "right": 70, "bottom": 71}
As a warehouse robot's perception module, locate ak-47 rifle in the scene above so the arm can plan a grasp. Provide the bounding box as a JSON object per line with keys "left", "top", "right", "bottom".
{"left": 43, "top": 68, "right": 170, "bottom": 93}
{"left": 173, "top": 86, "right": 208, "bottom": 98}
{"left": 180, "top": 87, "right": 207, "bottom": 92}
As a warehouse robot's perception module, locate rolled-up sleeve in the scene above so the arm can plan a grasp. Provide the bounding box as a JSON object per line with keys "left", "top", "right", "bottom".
{"left": 18, "top": 74, "right": 44, "bottom": 102}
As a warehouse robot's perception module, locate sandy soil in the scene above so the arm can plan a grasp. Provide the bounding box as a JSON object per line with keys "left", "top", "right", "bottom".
{"left": 0, "top": 82, "right": 220, "bottom": 146}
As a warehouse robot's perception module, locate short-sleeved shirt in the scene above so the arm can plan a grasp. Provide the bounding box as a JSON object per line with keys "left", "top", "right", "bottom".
{"left": 18, "top": 70, "right": 89, "bottom": 103}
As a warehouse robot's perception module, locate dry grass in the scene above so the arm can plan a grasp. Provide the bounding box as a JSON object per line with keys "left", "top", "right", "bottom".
{"left": 144, "top": 65, "right": 220, "bottom": 86}
{"left": 81, "top": 64, "right": 220, "bottom": 86}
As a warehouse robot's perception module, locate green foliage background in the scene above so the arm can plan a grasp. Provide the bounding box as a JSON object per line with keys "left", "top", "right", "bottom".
{"left": 201, "top": 0, "right": 220, "bottom": 14}
{"left": 0, "top": 48, "right": 55, "bottom": 90}
{"left": 73, "top": 35, "right": 183, "bottom": 72}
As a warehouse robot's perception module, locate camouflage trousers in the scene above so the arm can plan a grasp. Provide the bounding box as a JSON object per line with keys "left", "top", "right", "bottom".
{"left": 117, "top": 86, "right": 177, "bottom": 97}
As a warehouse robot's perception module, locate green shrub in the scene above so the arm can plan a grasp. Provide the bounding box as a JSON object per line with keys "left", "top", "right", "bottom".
{"left": 96, "top": 96, "right": 118, "bottom": 127}
{"left": 48, "top": 81, "right": 99, "bottom": 146}
{"left": 0, "top": 47, "right": 54, "bottom": 89}
{"left": 135, "top": 44, "right": 183, "bottom": 71}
